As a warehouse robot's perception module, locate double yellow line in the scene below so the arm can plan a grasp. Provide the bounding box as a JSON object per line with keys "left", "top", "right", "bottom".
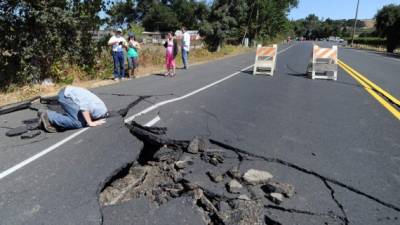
{"left": 338, "top": 59, "right": 400, "bottom": 120}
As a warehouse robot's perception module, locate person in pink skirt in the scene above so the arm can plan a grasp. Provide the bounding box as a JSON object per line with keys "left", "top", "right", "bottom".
{"left": 163, "top": 32, "right": 178, "bottom": 77}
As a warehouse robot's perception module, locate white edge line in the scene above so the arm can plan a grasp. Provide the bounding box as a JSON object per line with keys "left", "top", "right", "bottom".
{"left": 0, "top": 43, "right": 296, "bottom": 181}
{"left": 124, "top": 43, "right": 296, "bottom": 123}
{"left": 144, "top": 115, "right": 161, "bottom": 127}
{"left": 0, "top": 128, "right": 89, "bottom": 180}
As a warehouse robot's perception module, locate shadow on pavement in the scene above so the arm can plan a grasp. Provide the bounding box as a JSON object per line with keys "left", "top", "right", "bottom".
{"left": 241, "top": 70, "right": 254, "bottom": 75}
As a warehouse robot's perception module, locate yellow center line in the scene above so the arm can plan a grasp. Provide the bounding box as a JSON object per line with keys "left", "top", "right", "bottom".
{"left": 337, "top": 60, "right": 400, "bottom": 120}
{"left": 338, "top": 59, "right": 400, "bottom": 106}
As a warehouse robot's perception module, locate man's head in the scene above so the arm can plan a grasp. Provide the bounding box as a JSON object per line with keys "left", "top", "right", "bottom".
{"left": 116, "top": 28, "right": 123, "bottom": 36}
{"left": 181, "top": 26, "right": 186, "bottom": 33}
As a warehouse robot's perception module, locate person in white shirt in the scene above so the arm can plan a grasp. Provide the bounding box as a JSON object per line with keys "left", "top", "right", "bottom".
{"left": 108, "top": 28, "right": 128, "bottom": 81}
{"left": 181, "top": 26, "right": 190, "bottom": 69}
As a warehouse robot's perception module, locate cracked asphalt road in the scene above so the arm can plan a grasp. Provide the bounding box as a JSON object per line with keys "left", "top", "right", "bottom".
{"left": 0, "top": 42, "right": 399, "bottom": 225}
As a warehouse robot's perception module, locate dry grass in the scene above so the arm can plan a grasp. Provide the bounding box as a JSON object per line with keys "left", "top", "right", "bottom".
{"left": 0, "top": 45, "right": 253, "bottom": 107}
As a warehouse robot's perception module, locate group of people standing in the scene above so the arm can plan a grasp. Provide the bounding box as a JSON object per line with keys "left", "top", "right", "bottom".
{"left": 108, "top": 28, "right": 141, "bottom": 81}
{"left": 108, "top": 27, "right": 191, "bottom": 80}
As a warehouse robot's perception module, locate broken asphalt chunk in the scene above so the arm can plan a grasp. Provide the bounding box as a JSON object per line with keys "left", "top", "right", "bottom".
{"left": 237, "top": 194, "right": 251, "bottom": 201}
{"left": 267, "top": 193, "right": 284, "bottom": 205}
{"left": 21, "top": 130, "right": 41, "bottom": 139}
{"left": 198, "top": 138, "right": 210, "bottom": 152}
{"left": 227, "top": 179, "right": 243, "bottom": 194}
{"left": 249, "top": 186, "right": 265, "bottom": 200}
{"left": 175, "top": 155, "right": 194, "bottom": 169}
{"left": 206, "top": 171, "right": 224, "bottom": 183}
{"left": 209, "top": 157, "right": 219, "bottom": 166}
{"left": 6, "top": 126, "right": 28, "bottom": 137}
{"left": 188, "top": 137, "right": 211, "bottom": 154}
{"left": 153, "top": 146, "right": 178, "bottom": 162}
{"left": 262, "top": 182, "right": 295, "bottom": 198}
{"left": 227, "top": 167, "right": 242, "bottom": 180}
{"left": 242, "top": 169, "right": 273, "bottom": 185}
{"left": 0, "top": 96, "right": 39, "bottom": 115}
{"left": 188, "top": 138, "right": 200, "bottom": 154}
{"left": 174, "top": 159, "right": 193, "bottom": 169}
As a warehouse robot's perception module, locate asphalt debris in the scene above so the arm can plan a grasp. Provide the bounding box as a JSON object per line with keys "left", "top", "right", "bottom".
{"left": 99, "top": 122, "right": 400, "bottom": 225}
{"left": 100, "top": 123, "right": 298, "bottom": 225}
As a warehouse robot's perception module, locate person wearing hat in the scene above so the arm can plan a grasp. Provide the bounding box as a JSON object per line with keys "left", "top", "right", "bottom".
{"left": 108, "top": 28, "right": 128, "bottom": 81}
{"left": 127, "top": 32, "right": 141, "bottom": 79}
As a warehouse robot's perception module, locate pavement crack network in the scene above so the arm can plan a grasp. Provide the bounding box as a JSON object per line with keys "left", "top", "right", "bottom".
{"left": 99, "top": 123, "right": 276, "bottom": 224}
{"left": 208, "top": 139, "right": 400, "bottom": 213}
{"left": 265, "top": 204, "right": 346, "bottom": 223}
{"left": 322, "top": 180, "right": 349, "bottom": 225}
{"left": 98, "top": 122, "right": 400, "bottom": 225}
{"left": 116, "top": 96, "right": 152, "bottom": 118}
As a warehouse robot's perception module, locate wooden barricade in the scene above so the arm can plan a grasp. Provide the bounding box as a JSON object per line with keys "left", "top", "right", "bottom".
{"left": 308, "top": 45, "right": 338, "bottom": 80}
{"left": 253, "top": 44, "right": 277, "bottom": 76}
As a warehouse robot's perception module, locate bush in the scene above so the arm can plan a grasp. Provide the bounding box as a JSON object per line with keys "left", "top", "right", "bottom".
{"left": 0, "top": 0, "right": 104, "bottom": 89}
{"left": 346, "top": 37, "right": 387, "bottom": 47}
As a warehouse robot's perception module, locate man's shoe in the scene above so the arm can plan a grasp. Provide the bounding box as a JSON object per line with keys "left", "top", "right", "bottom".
{"left": 39, "top": 111, "right": 57, "bottom": 133}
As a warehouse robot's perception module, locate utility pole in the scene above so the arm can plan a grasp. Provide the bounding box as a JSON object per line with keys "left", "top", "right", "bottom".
{"left": 255, "top": 0, "right": 259, "bottom": 41}
{"left": 351, "top": 0, "right": 360, "bottom": 46}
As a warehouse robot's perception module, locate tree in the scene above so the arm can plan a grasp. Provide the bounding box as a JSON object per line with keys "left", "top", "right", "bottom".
{"left": 0, "top": 0, "right": 105, "bottom": 88}
{"left": 106, "top": 0, "right": 137, "bottom": 26}
{"left": 375, "top": 4, "right": 400, "bottom": 52}
{"left": 199, "top": 0, "right": 239, "bottom": 51}
{"left": 171, "top": 0, "right": 198, "bottom": 29}
{"left": 200, "top": 0, "right": 298, "bottom": 51}
{"left": 142, "top": 3, "right": 179, "bottom": 31}
{"left": 106, "top": 0, "right": 208, "bottom": 30}
{"left": 72, "top": 0, "right": 105, "bottom": 69}
{"left": 247, "top": 0, "right": 298, "bottom": 41}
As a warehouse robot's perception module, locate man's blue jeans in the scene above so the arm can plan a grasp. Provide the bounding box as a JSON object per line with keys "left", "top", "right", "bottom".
{"left": 47, "top": 88, "right": 86, "bottom": 129}
{"left": 112, "top": 51, "right": 125, "bottom": 79}
{"left": 182, "top": 49, "right": 189, "bottom": 69}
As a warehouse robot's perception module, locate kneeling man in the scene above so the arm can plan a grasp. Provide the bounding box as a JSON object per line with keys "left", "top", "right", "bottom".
{"left": 39, "top": 86, "right": 108, "bottom": 132}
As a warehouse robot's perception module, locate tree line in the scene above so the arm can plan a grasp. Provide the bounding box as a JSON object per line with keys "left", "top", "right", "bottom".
{"left": 107, "top": 0, "right": 298, "bottom": 51}
{"left": 291, "top": 14, "right": 365, "bottom": 40}
{"left": 292, "top": 4, "right": 400, "bottom": 53}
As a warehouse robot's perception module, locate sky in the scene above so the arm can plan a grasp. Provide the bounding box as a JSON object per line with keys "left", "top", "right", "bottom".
{"left": 289, "top": 0, "right": 400, "bottom": 20}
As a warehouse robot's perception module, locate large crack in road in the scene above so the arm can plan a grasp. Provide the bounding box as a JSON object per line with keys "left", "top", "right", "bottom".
{"left": 2, "top": 93, "right": 399, "bottom": 224}
{"left": 98, "top": 119, "right": 400, "bottom": 225}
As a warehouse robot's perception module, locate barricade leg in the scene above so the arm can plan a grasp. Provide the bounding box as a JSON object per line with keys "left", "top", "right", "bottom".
{"left": 311, "top": 64, "right": 316, "bottom": 79}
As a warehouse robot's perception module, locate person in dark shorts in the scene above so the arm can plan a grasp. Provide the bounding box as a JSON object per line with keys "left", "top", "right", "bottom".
{"left": 127, "top": 32, "right": 141, "bottom": 79}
